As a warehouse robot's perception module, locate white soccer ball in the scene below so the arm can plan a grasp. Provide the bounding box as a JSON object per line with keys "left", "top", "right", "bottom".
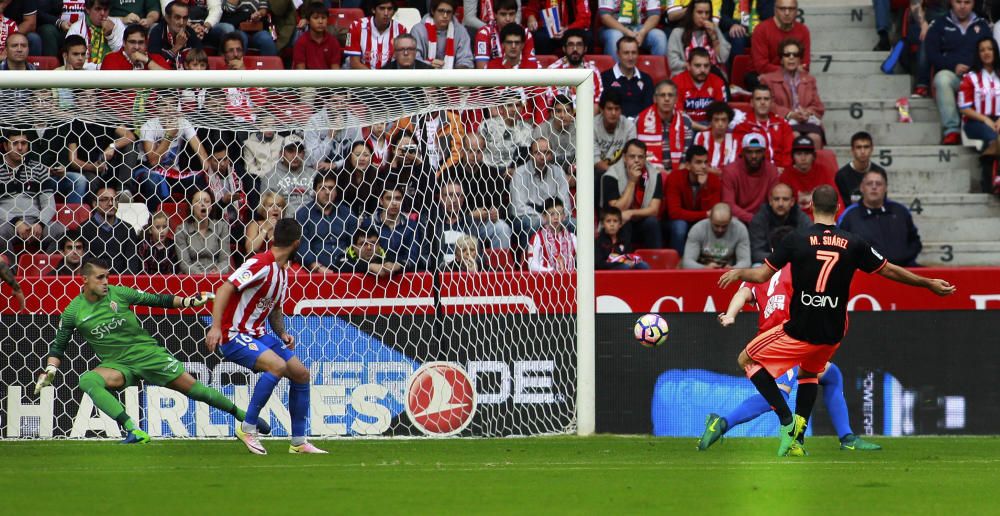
{"left": 634, "top": 313, "right": 669, "bottom": 348}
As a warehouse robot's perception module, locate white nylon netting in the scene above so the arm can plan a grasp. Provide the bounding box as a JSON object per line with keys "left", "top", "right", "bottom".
{"left": 0, "top": 83, "right": 580, "bottom": 439}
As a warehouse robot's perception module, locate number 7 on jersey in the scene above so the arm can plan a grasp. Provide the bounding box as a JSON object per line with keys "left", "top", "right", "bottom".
{"left": 815, "top": 250, "right": 840, "bottom": 293}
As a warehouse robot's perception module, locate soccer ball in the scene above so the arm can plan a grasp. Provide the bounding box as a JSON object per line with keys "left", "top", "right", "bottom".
{"left": 634, "top": 314, "right": 669, "bottom": 348}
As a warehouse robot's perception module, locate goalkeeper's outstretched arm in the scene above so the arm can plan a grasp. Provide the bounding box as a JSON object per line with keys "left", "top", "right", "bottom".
{"left": 115, "top": 285, "right": 214, "bottom": 309}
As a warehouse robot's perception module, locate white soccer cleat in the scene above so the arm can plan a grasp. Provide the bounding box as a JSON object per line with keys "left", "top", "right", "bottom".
{"left": 288, "top": 442, "right": 328, "bottom": 454}
{"left": 235, "top": 424, "right": 267, "bottom": 455}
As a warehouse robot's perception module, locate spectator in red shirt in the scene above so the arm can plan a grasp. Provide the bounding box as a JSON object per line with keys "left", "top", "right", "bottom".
{"left": 760, "top": 37, "right": 825, "bottom": 149}
{"left": 474, "top": 0, "right": 534, "bottom": 69}
{"left": 733, "top": 84, "right": 794, "bottom": 171}
{"left": 781, "top": 136, "right": 842, "bottom": 219}
{"left": 486, "top": 23, "right": 538, "bottom": 69}
{"left": 523, "top": 0, "right": 591, "bottom": 55}
{"left": 721, "top": 132, "right": 779, "bottom": 225}
{"left": 673, "top": 47, "right": 728, "bottom": 130}
{"left": 293, "top": 2, "right": 344, "bottom": 70}
{"left": 750, "top": 0, "right": 810, "bottom": 76}
{"left": 665, "top": 144, "right": 721, "bottom": 255}
{"left": 100, "top": 23, "right": 171, "bottom": 69}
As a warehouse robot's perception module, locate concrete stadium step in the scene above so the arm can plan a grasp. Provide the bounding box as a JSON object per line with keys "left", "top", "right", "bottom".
{"left": 823, "top": 99, "right": 939, "bottom": 125}
{"left": 912, "top": 216, "right": 1000, "bottom": 241}
{"left": 825, "top": 122, "right": 941, "bottom": 146}
{"left": 890, "top": 193, "right": 1000, "bottom": 218}
{"left": 829, "top": 144, "right": 980, "bottom": 174}
{"left": 810, "top": 28, "right": 879, "bottom": 52}
{"left": 919, "top": 241, "right": 1000, "bottom": 266}
{"left": 810, "top": 52, "right": 885, "bottom": 75}
{"left": 798, "top": 5, "right": 874, "bottom": 29}
{"left": 815, "top": 74, "right": 912, "bottom": 100}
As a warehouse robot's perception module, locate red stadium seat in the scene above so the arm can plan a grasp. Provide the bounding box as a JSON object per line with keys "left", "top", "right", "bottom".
{"left": 484, "top": 248, "right": 517, "bottom": 271}
{"left": 28, "top": 56, "right": 59, "bottom": 70}
{"left": 730, "top": 54, "right": 751, "bottom": 89}
{"left": 816, "top": 149, "right": 839, "bottom": 174}
{"left": 729, "top": 101, "right": 751, "bottom": 117}
{"left": 18, "top": 253, "right": 61, "bottom": 277}
{"left": 328, "top": 8, "right": 364, "bottom": 29}
{"left": 584, "top": 54, "right": 615, "bottom": 73}
{"left": 243, "top": 56, "right": 284, "bottom": 70}
{"left": 637, "top": 55, "right": 669, "bottom": 85}
{"left": 633, "top": 249, "right": 680, "bottom": 270}
{"left": 535, "top": 54, "right": 557, "bottom": 68}
{"left": 158, "top": 202, "right": 188, "bottom": 231}
{"left": 55, "top": 203, "right": 90, "bottom": 231}
{"left": 208, "top": 56, "right": 225, "bottom": 70}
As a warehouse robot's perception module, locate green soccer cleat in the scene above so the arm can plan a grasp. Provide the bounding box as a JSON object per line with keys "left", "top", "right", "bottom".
{"left": 697, "top": 413, "right": 727, "bottom": 451}
{"left": 841, "top": 435, "right": 882, "bottom": 451}
{"left": 120, "top": 428, "right": 151, "bottom": 444}
{"left": 777, "top": 415, "right": 807, "bottom": 457}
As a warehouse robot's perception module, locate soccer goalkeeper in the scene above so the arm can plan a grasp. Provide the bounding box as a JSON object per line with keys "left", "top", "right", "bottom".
{"left": 35, "top": 257, "right": 269, "bottom": 443}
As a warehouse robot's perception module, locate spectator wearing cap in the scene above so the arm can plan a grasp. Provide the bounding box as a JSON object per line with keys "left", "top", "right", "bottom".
{"left": 750, "top": 0, "right": 810, "bottom": 76}
{"left": 262, "top": 134, "right": 318, "bottom": 216}
{"left": 838, "top": 169, "right": 922, "bottom": 266}
{"left": 601, "top": 139, "right": 664, "bottom": 249}
{"left": 682, "top": 202, "right": 751, "bottom": 269}
{"left": 835, "top": 131, "right": 885, "bottom": 208}
{"left": 665, "top": 144, "right": 721, "bottom": 255}
{"left": 636, "top": 79, "right": 695, "bottom": 174}
{"left": 598, "top": 0, "right": 665, "bottom": 62}
{"left": 781, "top": 136, "right": 842, "bottom": 218}
{"left": 599, "top": 36, "right": 654, "bottom": 119}
{"left": 925, "top": 0, "right": 991, "bottom": 145}
{"left": 733, "top": 84, "right": 794, "bottom": 172}
{"left": 721, "top": 132, "right": 779, "bottom": 225}
{"left": 759, "top": 37, "right": 825, "bottom": 149}
{"left": 749, "top": 182, "right": 811, "bottom": 264}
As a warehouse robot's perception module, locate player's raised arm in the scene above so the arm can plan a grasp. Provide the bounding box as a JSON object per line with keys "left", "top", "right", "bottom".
{"left": 877, "top": 262, "right": 956, "bottom": 296}
{"left": 718, "top": 285, "right": 753, "bottom": 327}
{"left": 206, "top": 281, "right": 237, "bottom": 353}
{"left": 718, "top": 264, "right": 777, "bottom": 289}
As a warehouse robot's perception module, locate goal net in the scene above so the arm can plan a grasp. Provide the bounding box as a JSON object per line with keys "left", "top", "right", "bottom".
{"left": 0, "top": 70, "right": 595, "bottom": 439}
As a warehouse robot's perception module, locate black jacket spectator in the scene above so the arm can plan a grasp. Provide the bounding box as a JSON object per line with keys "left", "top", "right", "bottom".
{"left": 80, "top": 215, "right": 143, "bottom": 274}
{"left": 600, "top": 66, "right": 654, "bottom": 119}
{"left": 838, "top": 200, "right": 922, "bottom": 266}
{"left": 748, "top": 201, "right": 812, "bottom": 264}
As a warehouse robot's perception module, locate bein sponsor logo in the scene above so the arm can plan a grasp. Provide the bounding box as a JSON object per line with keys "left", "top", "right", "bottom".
{"left": 800, "top": 291, "right": 839, "bottom": 308}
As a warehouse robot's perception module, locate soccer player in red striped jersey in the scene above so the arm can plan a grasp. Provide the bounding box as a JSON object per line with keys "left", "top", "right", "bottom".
{"left": 719, "top": 185, "right": 955, "bottom": 456}
{"left": 206, "top": 218, "right": 326, "bottom": 455}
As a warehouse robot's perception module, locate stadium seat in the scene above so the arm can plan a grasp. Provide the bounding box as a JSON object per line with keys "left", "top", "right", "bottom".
{"left": 55, "top": 203, "right": 90, "bottom": 231}
{"left": 328, "top": 8, "right": 364, "bottom": 29}
{"left": 633, "top": 249, "right": 680, "bottom": 270}
{"left": 729, "top": 101, "right": 751, "bottom": 118}
{"left": 208, "top": 56, "right": 225, "bottom": 70}
{"left": 158, "top": 202, "right": 189, "bottom": 230}
{"left": 244, "top": 56, "right": 283, "bottom": 70}
{"left": 535, "top": 54, "right": 557, "bottom": 68}
{"left": 584, "top": 54, "right": 615, "bottom": 73}
{"left": 18, "top": 253, "right": 61, "bottom": 277}
{"left": 394, "top": 7, "right": 422, "bottom": 30}
{"left": 484, "top": 248, "right": 517, "bottom": 271}
{"left": 637, "top": 55, "right": 669, "bottom": 85}
{"left": 730, "top": 54, "right": 751, "bottom": 90}
{"left": 28, "top": 56, "right": 59, "bottom": 70}
{"left": 816, "top": 149, "right": 839, "bottom": 174}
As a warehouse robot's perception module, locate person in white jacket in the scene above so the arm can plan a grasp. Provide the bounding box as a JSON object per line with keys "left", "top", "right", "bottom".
{"left": 66, "top": 0, "right": 125, "bottom": 70}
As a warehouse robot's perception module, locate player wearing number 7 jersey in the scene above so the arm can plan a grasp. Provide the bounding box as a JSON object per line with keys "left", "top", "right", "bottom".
{"left": 34, "top": 257, "right": 269, "bottom": 444}
{"left": 206, "top": 218, "right": 326, "bottom": 455}
{"left": 718, "top": 185, "right": 956, "bottom": 457}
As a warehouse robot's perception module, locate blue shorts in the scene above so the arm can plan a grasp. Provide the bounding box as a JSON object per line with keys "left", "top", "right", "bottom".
{"left": 221, "top": 333, "right": 295, "bottom": 370}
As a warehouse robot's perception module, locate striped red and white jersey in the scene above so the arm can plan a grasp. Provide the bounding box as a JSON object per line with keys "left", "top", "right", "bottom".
{"left": 344, "top": 17, "right": 408, "bottom": 69}
{"left": 958, "top": 69, "right": 1000, "bottom": 118}
{"left": 220, "top": 250, "right": 288, "bottom": 342}
{"left": 694, "top": 131, "right": 737, "bottom": 168}
{"left": 547, "top": 57, "right": 603, "bottom": 104}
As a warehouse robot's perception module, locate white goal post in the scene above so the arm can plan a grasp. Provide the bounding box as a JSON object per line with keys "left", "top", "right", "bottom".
{"left": 0, "top": 69, "right": 596, "bottom": 438}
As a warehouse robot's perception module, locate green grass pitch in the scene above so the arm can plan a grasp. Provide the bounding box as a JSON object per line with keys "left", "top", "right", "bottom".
{"left": 3, "top": 436, "right": 998, "bottom": 514}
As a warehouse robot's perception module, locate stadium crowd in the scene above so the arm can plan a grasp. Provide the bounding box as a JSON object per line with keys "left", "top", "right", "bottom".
{"left": 2, "top": 0, "right": 990, "bottom": 277}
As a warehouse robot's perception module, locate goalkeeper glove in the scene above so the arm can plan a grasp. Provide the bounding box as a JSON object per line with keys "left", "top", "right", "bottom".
{"left": 34, "top": 364, "right": 58, "bottom": 395}
{"left": 182, "top": 292, "right": 215, "bottom": 308}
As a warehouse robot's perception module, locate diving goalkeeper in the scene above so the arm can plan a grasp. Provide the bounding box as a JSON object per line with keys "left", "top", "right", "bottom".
{"left": 34, "top": 257, "right": 269, "bottom": 443}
